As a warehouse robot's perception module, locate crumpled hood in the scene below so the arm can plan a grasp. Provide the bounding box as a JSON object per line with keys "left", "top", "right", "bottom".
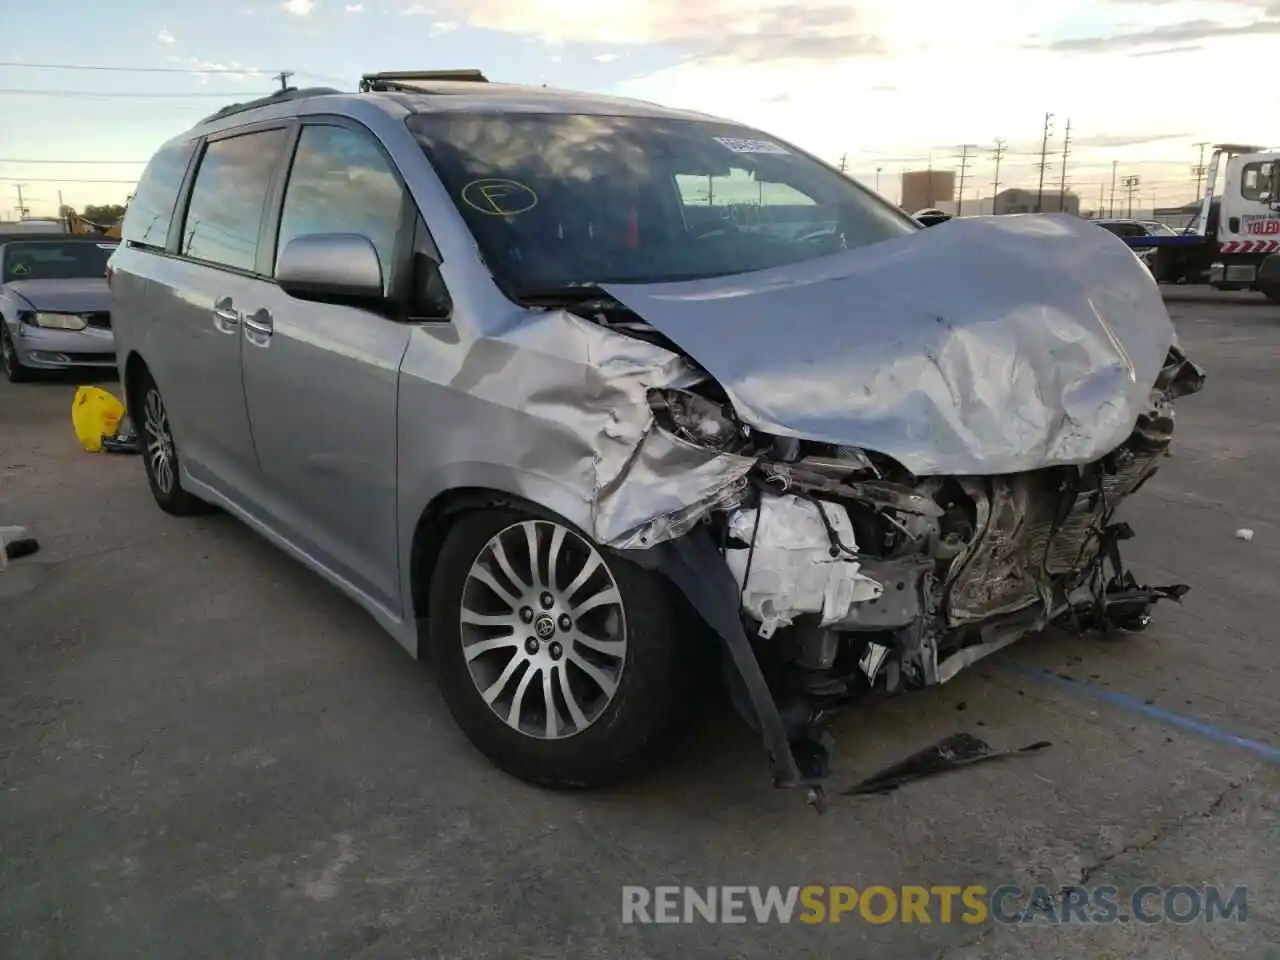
{"left": 3, "top": 278, "right": 110, "bottom": 313}
{"left": 604, "top": 214, "right": 1176, "bottom": 476}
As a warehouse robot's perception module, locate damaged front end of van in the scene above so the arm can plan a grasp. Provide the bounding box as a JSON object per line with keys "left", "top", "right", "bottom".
{"left": 521, "top": 214, "right": 1203, "bottom": 795}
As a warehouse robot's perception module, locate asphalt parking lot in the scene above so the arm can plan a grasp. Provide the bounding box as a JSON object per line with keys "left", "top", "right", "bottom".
{"left": 2, "top": 287, "right": 1278, "bottom": 959}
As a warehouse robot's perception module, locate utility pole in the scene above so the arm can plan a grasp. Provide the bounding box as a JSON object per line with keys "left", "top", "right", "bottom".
{"left": 955, "top": 144, "right": 974, "bottom": 217}
{"left": 1192, "top": 141, "right": 1210, "bottom": 200}
{"left": 875, "top": 166, "right": 882, "bottom": 192}
{"left": 990, "top": 138, "right": 1007, "bottom": 213}
{"left": 1098, "top": 183, "right": 1104, "bottom": 217}
{"left": 1057, "top": 118, "right": 1072, "bottom": 211}
{"left": 14, "top": 184, "right": 28, "bottom": 219}
{"left": 838, "top": 152, "right": 848, "bottom": 174}
{"left": 273, "top": 70, "right": 293, "bottom": 92}
{"left": 1035, "top": 112, "right": 1054, "bottom": 212}
{"left": 1109, "top": 160, "right": 1118, "bottom": 218}
{"left": 1122, "top": 174, "right": 1141, "bottom": 218}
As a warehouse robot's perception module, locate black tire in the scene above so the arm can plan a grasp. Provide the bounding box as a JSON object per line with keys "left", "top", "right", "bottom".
{"left": 428, "top": 506, "right": 700, "bottom": 788}
{"left": 1262, "top": 287, "right": 1280, "bottom": 305}
{"left": 1, "top": 324, "right": 31, "bottom": 382}
{"left": 132, "top": 368, "right": 212, "bottom": 517}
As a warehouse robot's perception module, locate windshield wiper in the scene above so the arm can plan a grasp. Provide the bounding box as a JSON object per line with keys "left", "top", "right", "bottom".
{"left": 514, "top": 283, "right": 614, "bottom": 306}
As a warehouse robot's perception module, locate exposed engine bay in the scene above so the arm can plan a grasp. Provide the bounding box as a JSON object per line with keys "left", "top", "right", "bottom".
{"left": 499, "top": 215, "right": 1210, "bottom": 804}
{"left": 635, "top": 343, "right": 1205, "bottom": 800}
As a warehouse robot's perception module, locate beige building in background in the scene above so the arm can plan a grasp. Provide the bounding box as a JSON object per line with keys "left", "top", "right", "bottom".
{"left": 900, "top": 169, "right": 956, "bottom": 212}
{"left": 991, "top": 188, "right": 1081, "bottom": 216}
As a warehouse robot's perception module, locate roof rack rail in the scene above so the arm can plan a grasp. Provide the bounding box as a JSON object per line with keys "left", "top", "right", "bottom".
{"left": 198, "top": 86, "right": 343, "bottom": 124}
{"left": 359, "top": 69, "right": 489, "bottom": 93}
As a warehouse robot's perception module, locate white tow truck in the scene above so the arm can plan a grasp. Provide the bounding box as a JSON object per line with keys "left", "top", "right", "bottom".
{"left": 1124, "top": 144, "right": 1280, "bottom": 300}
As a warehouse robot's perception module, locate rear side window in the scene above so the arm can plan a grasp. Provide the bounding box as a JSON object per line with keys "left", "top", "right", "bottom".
{"left": 181, "top": 129, "right": 288, "bottom": 272}
{"left": 275, "top": 124, "right": 406, "bottom": 288}
{"left": 121, "top": 140, "right": 196, "bottom": 248}
{"left": 1242, "top": 161, "right": 1275, "bottom": 201}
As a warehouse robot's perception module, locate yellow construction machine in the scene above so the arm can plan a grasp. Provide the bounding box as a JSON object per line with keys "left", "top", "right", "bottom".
{"left": 64, "top": 209, "right": 122, "bottom": 239}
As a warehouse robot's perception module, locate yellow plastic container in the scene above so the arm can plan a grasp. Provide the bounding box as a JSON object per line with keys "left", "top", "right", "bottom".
{"left": 71, "top": 386, "right": 125, "bottom": 453}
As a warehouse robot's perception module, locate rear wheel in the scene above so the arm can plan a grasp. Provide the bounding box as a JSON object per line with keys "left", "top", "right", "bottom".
{"left": 134, "top": 370, "right": 212, "bottom": 516}
{"left": 429, "top": 507, "right": 699, "bottom": 788}
{"left": 1, "top": 325, "right": 31, "bottom": 382}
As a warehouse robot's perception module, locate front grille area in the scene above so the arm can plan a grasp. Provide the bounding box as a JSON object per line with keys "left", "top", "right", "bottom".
{"left": 1030, "top": 447, "right": 1160, "bottom": 576}
{"left": 944, "top": 443, "right": 1166, "bottom": 625}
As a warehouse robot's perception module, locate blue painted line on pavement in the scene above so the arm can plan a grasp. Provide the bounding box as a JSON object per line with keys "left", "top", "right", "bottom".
{"left": 1014, "top": 665, "right": 1280, "bottom": 764}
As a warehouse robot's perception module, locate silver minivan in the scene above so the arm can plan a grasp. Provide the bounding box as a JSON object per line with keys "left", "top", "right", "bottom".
{"left": 109, "top": 71, "right": 1203, "bottom": 797}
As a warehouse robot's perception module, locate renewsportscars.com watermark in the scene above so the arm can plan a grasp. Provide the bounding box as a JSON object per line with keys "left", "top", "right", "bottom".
{"left": 621, "top": 885, "right": 1249, "bottom": 925}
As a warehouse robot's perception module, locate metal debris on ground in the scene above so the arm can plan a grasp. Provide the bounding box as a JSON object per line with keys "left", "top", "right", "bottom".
{"left": 1235, "top": 528, "right": 1255, "bottom": 541}
{"left": 840, "top": 732, "right": 1052, "bottom": 797}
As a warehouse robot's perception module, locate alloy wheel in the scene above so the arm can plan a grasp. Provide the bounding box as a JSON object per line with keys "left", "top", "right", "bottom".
{"left": 459, "top": 519, "right": 627, "bottom": 740}
{"left": 142, "top": 387, "right": 176, "bottom": 495}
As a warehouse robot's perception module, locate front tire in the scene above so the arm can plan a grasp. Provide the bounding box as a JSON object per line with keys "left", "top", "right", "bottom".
{"left": 1, "top": 325, "right": 30, "bottom": 382}
{"left": 429, "top": 507, "right": 698, "bottom": 788}
{"left": 134, "top": 370, "right": 212, "bottom": 516}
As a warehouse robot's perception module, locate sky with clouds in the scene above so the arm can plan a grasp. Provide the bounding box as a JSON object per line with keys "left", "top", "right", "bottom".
{"left": 1, "top": 0, "right": 1277, "bottom": 217}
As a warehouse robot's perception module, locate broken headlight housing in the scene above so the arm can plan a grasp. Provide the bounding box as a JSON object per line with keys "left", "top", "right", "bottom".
{"left": 649, "top": 387, "right": 747, "bottom": 451}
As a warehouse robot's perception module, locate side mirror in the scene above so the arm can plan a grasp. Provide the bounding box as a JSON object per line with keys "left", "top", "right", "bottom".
{"left": 1267, "top": 165, "right": 1280, "bottom": 210}
{"left": 277, "top": 234, "right": 384, "bottom": 303}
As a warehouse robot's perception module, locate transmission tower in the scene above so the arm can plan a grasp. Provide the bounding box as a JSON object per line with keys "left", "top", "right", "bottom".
{"left": 1121, "top": 174, "right": 1141, "bottom": 218}
{"left": 1192, "top": 141, "right": 1210, "bottom": 200}
{"left": 990, "top": 139, "right": 1007, "bottom": 212}
{"left": 1035, "top": 112, "right": 1054, "bottom": 212}
{"left": 955, "top": 144, "right": 974, "bottom": 216}
{"left": 1057, "top": 118, "right": 1072, "bottom": 210}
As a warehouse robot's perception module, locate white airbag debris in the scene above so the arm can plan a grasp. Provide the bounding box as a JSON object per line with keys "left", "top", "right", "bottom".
{"left": 726, "top": 494, "right": 883, "bottom": 638}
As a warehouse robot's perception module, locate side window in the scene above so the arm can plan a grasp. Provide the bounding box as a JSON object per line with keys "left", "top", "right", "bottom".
{"left": 121, "top": 139, "right": 196, "bottom": 248}
{"left": 181, "top": 128, "right": 288, "bottom": 272}
{"left": 1242, "top": 162, "right": 1274, "bottom": 201}
{"left": 276, "top": 124, "right": 406, "bottom": 289}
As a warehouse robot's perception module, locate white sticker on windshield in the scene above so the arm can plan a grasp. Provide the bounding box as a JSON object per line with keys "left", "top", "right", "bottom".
{"left": 714, "top": 136, "right": 790, "bottom": 155}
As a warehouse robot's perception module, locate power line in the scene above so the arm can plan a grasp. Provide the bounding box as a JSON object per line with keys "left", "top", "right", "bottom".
{"left": 0, "top": 60, "right": 279, "bottom": 75}
{"left": 0, "top": 88, "right": 272, "bottom": 98}
{"left": 0, "top": 60, "right": 343, "bottom": 84}
{"left": 0, "top": 176, "right": 137, "bottom": 184}
{"left": 0, "top": 158, "right": 146, "bottom": 164}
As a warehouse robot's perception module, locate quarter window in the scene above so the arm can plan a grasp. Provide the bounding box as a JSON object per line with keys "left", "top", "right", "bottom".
{"left": 181, "top": 129, "right": 288, "bottom": 272}
{"left": 275, "top": 124, "right": 406, "bottom": 289}
{"left": 122, "top": 139, "right": 196, "bottom": 248}
{"left": 1242, "top": 161, "right": 1275, "bottom": 201}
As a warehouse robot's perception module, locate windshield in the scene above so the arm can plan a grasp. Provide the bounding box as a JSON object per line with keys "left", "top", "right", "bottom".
{"left": 1142, "top": 222, "right": 1177, "bottom": 236}
{"left": 1, "top": 241, "right": 116, "bottom": 283}
{"left": 408, "top": 112, "right": 917, "bottom": 292}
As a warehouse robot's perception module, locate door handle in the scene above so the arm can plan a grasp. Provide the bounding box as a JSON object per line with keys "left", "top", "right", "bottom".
{"left": 212, "top": 296, "right": 240, "bottom": 335}
{"left": 242, "top": 307, "right": 274, "bottom": 347}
